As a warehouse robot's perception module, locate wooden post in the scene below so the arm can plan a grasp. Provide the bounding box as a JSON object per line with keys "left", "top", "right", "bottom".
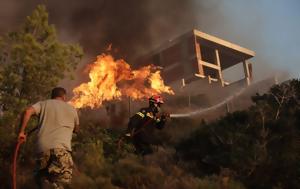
{"left": 128, "top": 97, "right": 131, "bottom": 118}
{"left": 215, "top": 49, "right": 224, "bottom": 87}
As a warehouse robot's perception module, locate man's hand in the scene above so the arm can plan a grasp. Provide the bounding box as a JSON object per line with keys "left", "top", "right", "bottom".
{"left": 18, "top": 132, "right": 27, "bottom": 143}
{"left": 19, "top": 106, "right": 36, "bottom": 142}
{"left": 73, "top": 124, "right": 80, "bottom": 134}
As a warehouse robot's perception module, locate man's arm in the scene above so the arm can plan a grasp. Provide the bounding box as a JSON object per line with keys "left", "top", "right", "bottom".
{"left": 73, "top": 110, "right": 80, "bottom": 134}
{"left": 73, "top": 124, "right": 80, "bottom": 134}
{"left": 18, "top": 106, "right": 36, "bottom": 142}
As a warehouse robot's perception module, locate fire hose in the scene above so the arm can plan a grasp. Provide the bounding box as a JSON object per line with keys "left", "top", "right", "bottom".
{"left": 12, "top": 139, "right": 24, "bottom": 189}
{"left": 117, "top": 87, "right": 246, "bottom": 150}
{"left": 12, "top": 126, "right": 82, "bottom": 189}
{"left": 12, "top": 127, "right": 38, "bottom": 189}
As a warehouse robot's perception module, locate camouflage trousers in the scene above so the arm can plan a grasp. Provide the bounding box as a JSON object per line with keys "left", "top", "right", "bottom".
{"left": 35, "top": 148, "right": 73, "bottom": 189}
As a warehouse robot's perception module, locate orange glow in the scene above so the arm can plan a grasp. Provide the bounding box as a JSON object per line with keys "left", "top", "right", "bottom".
{"left": 70, "top": 54, "right": 174, "bottom": 109}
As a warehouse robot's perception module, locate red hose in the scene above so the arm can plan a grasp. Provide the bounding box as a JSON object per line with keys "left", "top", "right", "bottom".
{"left": 12, "top": 140, "right": 24, "bottom": 189}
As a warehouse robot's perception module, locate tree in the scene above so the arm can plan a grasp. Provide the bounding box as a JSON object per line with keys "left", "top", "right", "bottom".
{"left": 0, "top": 5, "right": 83, "bottom": 188}
{"left": 176, "top": 80, "right": 300, "bottom": 189}
{"left": 0, "top": 5, "right": 83, "bottom": 125}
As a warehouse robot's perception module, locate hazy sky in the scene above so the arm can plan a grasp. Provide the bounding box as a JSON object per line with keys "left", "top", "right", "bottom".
{"left": 0, "top": 0, "right": 299, "bottom": 80}
{"left": 193, "top": 0, "right": 300, "bottom": 79}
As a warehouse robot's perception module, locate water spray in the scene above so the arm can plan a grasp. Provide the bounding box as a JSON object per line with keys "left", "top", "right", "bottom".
{"left": 169, "top": 87, "right": 247, "bottom": 118}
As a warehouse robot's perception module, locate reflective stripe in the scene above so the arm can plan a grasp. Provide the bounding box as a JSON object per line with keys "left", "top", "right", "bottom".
{"left": 136, "top": 112, "right": 145, "bottom": 118}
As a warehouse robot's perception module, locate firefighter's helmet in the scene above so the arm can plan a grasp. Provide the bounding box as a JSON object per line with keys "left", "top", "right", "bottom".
{"left": 149, "top": 95, "right": 164, "bottom": 105}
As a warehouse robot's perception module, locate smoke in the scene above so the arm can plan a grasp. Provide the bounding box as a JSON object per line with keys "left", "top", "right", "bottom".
{"left": 0, "top": 0, "right": 292, "bottom": 99}
{"left": 0, "top": 0, "right": 200, "bottom": 61}
{"left": 56, "top": 0, "right": 198, "bottom": 60}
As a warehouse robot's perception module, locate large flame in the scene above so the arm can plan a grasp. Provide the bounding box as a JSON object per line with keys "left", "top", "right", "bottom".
{"left": 70, "top": 54, "right": 174, "bottom": 109}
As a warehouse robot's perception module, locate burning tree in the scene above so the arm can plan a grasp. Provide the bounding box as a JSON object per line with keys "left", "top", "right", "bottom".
{"left": 70, "top": 54, "right": 174, "bottom": 109}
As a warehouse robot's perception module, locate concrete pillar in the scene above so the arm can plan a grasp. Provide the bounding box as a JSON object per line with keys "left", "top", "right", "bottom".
{"left": 194, "top": 36, "right": 204, "bottom": 76}
{"left": 243, "top": 61, "right": 251, "bottom": 85}
{"left": 215, "top": 49, "right": 224, "bottom": 87}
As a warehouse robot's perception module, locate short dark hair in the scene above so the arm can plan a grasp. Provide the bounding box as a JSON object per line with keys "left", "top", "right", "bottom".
{"left": 51, "top": 87, "right": 67, "bottom": 99}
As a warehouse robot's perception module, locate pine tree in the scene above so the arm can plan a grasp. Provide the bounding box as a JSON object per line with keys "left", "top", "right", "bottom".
{"left": 0, "top": 5, "right": 83, "bottom": 125}
{"left": 0, "top": 6, "right": 83, "bottom": 187}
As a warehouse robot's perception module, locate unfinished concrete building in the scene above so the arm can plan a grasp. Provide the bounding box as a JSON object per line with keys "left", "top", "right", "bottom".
{"left": 135, "top": 29, "right": 255, "bottom": 107}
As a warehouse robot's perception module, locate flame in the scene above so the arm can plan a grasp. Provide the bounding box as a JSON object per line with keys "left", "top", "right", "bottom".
{"left": 70, "top": 54, "right": 174, "bottom": 109}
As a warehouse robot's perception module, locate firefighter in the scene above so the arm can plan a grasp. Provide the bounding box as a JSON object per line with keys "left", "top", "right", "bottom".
{"left": 125, "top": 95, "right": 169, "bottom": 155}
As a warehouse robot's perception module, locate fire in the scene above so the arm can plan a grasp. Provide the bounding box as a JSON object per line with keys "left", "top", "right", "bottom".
{"left": 70, "top": 54, "right": 174, "bottom": 109}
